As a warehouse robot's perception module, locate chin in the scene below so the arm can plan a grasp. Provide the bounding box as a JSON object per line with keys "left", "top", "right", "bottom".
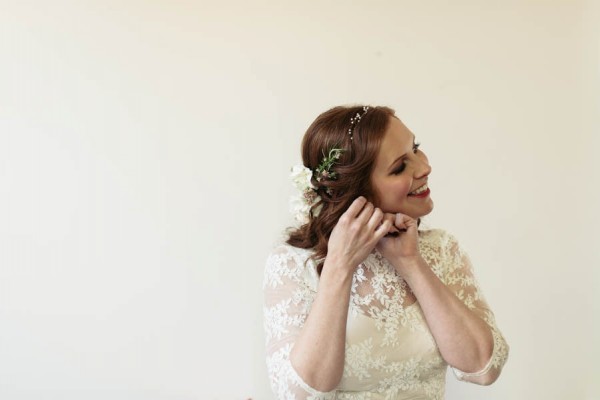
{"left": 412, "top": 201, "right": 434, "bottom": 219}
{"left": 381, "top": 199, "right": 434, "bottom": 218}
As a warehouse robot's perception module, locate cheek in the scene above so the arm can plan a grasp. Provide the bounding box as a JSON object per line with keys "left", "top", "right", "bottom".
{"left": 394, "top": 178, "right": 413, "bottom": 198}
{"left": 371, "top": 176, "right": 412, "bottom": 211}
{"left": 382, "top": 178, "right": 412, "bottom": 204}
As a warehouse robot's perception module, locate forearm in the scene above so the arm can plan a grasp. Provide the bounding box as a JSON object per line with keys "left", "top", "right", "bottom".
{"left": 402, "top": 257, "right": 494, "bottom": 375}
{"left": 289, "top": 262, "right": 353, "bottom": 392}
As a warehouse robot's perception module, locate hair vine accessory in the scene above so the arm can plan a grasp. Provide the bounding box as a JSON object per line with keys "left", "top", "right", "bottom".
{"left": 348, "top": 106, "right": 370, "bottom": 140}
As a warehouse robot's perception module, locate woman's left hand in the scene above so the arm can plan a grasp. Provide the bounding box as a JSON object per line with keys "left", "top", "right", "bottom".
{"left": 377, "top": 213, "right": 422, "bottom": 276}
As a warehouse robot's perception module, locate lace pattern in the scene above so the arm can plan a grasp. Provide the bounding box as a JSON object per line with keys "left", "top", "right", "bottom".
{"left": 263, "top": 229, "right": 509, "bottom": 399}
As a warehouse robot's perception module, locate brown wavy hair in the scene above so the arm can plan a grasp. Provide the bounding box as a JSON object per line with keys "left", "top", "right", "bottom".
{"left": 287, "top": 105, "right": 397, "bottom": 274}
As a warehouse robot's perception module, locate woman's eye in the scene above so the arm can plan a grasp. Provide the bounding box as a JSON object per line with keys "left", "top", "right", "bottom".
{"left": 393, "top": 162, "right": 406, "bottom": 175}
{"left": 392, "top": 143, "right": 420, "bottom": 175}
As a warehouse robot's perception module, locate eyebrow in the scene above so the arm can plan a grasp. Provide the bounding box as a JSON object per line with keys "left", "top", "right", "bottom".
{"left": 387, "top": 134, "right": 416, "bottom": 173}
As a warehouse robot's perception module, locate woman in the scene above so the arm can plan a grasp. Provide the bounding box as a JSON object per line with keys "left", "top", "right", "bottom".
{"left": 263, "top": 105, "right": 508, "bottom": 399}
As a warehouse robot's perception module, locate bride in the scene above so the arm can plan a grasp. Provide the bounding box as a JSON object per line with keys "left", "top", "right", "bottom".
{"left": 263, "top": 105, "right": 508, "bottom": 399}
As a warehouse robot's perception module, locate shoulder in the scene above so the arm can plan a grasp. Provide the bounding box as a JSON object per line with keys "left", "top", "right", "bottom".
{"left": 266, "top": 242, "right": 314, "bottom": 264}
{"left": 418, "top": 228, "right": 460, "bottom": 251}
{"left": 263, "top": 243, "right": 318, "bottom": 289}
{"left": 418, "top": 229, "right": 468, "bottom": 279}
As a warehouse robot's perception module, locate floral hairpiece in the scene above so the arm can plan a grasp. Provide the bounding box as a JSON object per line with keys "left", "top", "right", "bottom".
{"left": 315, "top": 148, "right": 343, "bottom": 183}
{"left": 289, "top": 165, "right": 321, "bottom": 224}
{"left": 289, "top": 148, "right": 345, "bottom": 224}
{"left": 348, "top": 106, "right": 369, "bottom": 140}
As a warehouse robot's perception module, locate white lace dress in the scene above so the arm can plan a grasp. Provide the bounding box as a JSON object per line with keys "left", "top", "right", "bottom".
{"left": 263, "top": 229, "right": 509, "bottom": 400}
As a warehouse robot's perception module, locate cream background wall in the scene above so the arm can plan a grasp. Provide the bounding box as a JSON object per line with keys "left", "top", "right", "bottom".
{"left": 1, "top": 1, "right": 598, "bottom": 399}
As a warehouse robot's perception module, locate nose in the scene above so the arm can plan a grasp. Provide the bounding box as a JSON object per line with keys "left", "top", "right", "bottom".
{"left": 414, "top": 154, "right": 431, "bottom": 180}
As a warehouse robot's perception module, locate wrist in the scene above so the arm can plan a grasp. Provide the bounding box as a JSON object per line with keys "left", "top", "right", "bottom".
{"left": 322, "top": 257, "right": 355, "bottom": 283}
{"left": 392, "top": 255, "right": 427, "bottom": 281}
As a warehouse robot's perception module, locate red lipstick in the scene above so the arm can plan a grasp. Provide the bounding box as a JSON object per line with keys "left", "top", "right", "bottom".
{"left": 408, "top": 188, "right": 430, "bottom": 198}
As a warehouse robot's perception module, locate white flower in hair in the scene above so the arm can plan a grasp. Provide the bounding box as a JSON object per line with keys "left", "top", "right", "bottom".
{"left": 289, "top": 165, "right": 321, "bottom": 224}
{"left": 290, "top": 165, "right": 316, "bottom": 192}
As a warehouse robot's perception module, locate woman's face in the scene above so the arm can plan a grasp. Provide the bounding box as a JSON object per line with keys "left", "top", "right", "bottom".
{"left": 369, "top": 117, "right": 433, "bottom": 218}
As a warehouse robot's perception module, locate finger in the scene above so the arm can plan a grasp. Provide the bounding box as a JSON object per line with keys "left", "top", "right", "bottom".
{"left": 394, "top": 213, "right": 414, "bottom": 230}
{"left": 342, "top": 196, "right": 368, "bottom": 220}
{"left": 356, "top": 202, "right": 374, "bottom": 225}
{"left": 367, "top": 207, "right": 384, "bottom": 231}
{"left": 374, "top": 219, "right": 393, "bottom": 241}
{"left": 404, "top": 217, "right": 418, "bottom": 234}
{"left": 382, "top": 213, "right": 398, "bottom": 233}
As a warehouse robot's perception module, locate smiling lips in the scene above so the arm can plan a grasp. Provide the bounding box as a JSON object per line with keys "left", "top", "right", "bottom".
{"left": 408, "top": 183, "right": 430, "bottom": 197}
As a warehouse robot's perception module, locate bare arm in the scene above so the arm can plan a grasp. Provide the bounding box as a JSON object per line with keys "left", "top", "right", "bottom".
{"left": 400, "top": 256, "right": 497, "bottom": 384}
{"left": 288, "top": 262, "right": 353, "bottom": 391}
{"left": 290, "top": 197, "right": 392, "bottom": 391}
{"left": 264, "top": 197, "right": 392, "bottom": 397}
{"left": 377, "top": 214, "right": 508, "bottom": 385}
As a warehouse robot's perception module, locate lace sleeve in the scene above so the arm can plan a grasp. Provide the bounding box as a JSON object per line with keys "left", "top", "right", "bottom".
{"left": 442, "top": 233, "right": 509, "bottom": 384}
{"left": 263, "top": 245, "right": 337, "bottom": 400}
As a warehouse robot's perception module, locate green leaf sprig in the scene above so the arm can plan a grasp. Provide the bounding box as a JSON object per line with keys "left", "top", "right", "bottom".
{"left": 315, "top": 148, "right": 344, "bottom": 182}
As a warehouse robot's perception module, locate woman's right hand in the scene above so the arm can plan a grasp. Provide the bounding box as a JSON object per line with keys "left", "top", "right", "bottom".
{"left": 325, "top": 197, "right": 392, "bottom": 274}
